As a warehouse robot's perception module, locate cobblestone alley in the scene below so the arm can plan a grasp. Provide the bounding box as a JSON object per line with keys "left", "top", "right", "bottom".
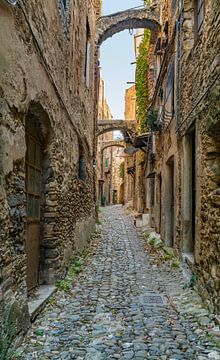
{"left": 17, "top": 206, "right": 220, "bottom": 360}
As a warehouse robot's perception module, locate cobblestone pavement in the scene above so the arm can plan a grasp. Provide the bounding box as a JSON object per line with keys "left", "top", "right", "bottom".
{"left": 18, "top": 206, "right": 220, "bottom": 360}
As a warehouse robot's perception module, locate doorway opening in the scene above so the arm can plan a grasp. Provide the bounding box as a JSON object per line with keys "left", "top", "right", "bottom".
{"left": 113, "top": 190, "right": 117, "bottom": 204}
{"left": 183, "top": 123, "right": 196, "bottom": 256}
{"left": 158, "top": 173, "right": 162, "bottom": 233}
{"left": 25, "top": 103, "right": 51, "bottom": 291}
{"left": 25, "top": 118, "right": 42, "bottom": 290}
{"left": 165, "top": 156, "right": 175, "bottom": 247}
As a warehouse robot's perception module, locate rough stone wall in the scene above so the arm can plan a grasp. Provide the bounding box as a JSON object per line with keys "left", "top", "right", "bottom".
{"left": 111, "top": 147, "right": 124, "bottom": 203}
{"left": 123, "top": 86, "right": 136, "bottom": 209}
{"left": 124, "top": 86, "right": 136, "bottom": 120}
{"left": 145, "top": 0, "right": 180, "bottom": 239}
{"left": 93, "top": 0, "right": 102, "bottom": 18}
{"left": 134, "top": 151, "right": 146, "bottom": 214}
{"left": 178, "top": 0, "right": 220, "bottom": 313}
{"left": 0, "top": 0, "right": 100, "bottom": 349}
{"left": 96, "top": 77, "right": 114, "bottom": 205}
{"left": 150, "top": 0, "right": 220, "bottom": 312}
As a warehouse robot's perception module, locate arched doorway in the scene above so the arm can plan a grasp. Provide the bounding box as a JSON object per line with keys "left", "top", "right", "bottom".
{"left": 25, "top": 103, "right": 51, "bottom": 291}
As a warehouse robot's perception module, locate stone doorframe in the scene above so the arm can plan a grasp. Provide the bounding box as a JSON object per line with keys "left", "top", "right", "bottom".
{"left": 25, "top": 102, "right": 57, "bottom": 287}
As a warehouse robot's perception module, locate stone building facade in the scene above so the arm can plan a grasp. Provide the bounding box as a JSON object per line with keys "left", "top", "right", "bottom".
{"left": 96, "top": 76, "right": 114, "bottom": 205}
{"left": 177, "top": 0, "right": 220, "bottom": 312}
{"left": 0, "top": 0, "right": 101, "bottom": 349}
{"left": 144, "top": 0, "right": 220, "bottom": 312}
{"left": 122, "top": 86, "right": 136, "bottom": 209}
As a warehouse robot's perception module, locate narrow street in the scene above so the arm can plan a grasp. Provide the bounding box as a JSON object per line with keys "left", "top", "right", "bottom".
{"left": 18, "top": 206, "right": 219, "bottom": 360}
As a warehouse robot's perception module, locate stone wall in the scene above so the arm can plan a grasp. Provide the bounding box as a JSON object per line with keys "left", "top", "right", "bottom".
{"left": 0, "top": 0, "right": 99, "bottom": 350}
{"left": 96, "top": 76, "right": 114, "bottom": 206}
{"left": 178, "top": 0, "right": 220, "bottom": 312}
{"left": 124, "top": 86, "right": 136, "bottom": 120}
{"left": 147, "top": 0, "right": 220, "bottom": 313}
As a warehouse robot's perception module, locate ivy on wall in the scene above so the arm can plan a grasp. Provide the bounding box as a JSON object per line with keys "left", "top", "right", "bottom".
{"left": 136, "top": 0, "right": 151, "bottom": 133}
{"left": 136, "top": 29, "right": 150, "bottom": 133}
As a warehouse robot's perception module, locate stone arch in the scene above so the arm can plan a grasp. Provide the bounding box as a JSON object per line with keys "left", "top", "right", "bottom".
{"left": 26, "top": 101, "right": 52, "bottom": 142}
{"left": 101, "top": 141, "right": 125, "bottom": 154}
{"left": 97, "top": 120, "right": 136, "bottom": 137}
{"left": 97, "top": 6, "right": 160, "bottom": 45}
{"left": 98, "top": 126, "right": 125, "bottom": 137}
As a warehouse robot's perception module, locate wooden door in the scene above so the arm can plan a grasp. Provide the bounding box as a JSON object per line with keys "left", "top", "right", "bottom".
{"left": 26, "top": 129, "right": 42, "bottom": 291}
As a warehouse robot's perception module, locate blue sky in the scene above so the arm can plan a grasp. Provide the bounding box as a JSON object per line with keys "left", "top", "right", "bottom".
{"left": 100, "top": 0, "right": 144, "bottom": 119}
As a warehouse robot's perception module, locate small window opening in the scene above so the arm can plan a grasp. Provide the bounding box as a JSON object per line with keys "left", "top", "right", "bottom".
{"left": 78, "top": 144, "right": 87, "bottom": 181}
{"left": 164, "top": 62, "right": 175, "bottom": 117}
{"left": 195, "top": 0, "right": 205, "bottom": 36}
{"left": 85, "top": 20, "right": 91, "bottom": 88}
{"left": 163, "top": 21, "right": 169, "bottom": 47}
{"left": 164, "top": 21, "right": 169, "bottom": 36}
{"left": 78, "top": 157, "right": 87, "bottom": 181}
{"left": 155, "top": 38, "right": 162, "bottom": 54}
{"left": 62, "top": 0, "right": 67, "bottom": 10}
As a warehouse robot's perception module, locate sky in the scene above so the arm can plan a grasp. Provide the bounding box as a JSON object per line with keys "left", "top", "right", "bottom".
{"left": 100, "top": 0, "right": 144, "bottom": 119}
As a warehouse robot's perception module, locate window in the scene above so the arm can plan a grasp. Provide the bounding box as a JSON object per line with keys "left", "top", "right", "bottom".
{"left": 171, "top": 0, "right": 177, "bottom": 14}
{"left": 78, "top": 156, "right": 87, "bottom": 181}
{"left": 164, "top": 63, "right": 175, "bottom": 117}
{"left": 195, "top": 0, "right": 205, "bottom": 35}
{"left": 85, "top": 21, "right": 91, "bottom": 87}
{"left": 155, "top": 38, "right": 162, "bottom": 79}
{"left": 62, "top": 0, "right": 67, "bottom": 10}
{"left": 58, "top": 0, "right": 68, "bottom": 36}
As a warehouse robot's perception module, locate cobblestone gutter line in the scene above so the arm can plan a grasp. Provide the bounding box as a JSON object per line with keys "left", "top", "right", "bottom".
{"left": 10, "top": 205, "right": 220, "bottom": 360}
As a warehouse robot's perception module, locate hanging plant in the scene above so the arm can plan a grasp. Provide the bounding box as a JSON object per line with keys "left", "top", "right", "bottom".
{"left": 147, "top": 108, "right": 160, "bottom": 131}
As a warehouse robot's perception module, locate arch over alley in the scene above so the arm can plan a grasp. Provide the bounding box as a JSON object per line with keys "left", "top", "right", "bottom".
{"left": 97, "top": 119, "right": 136, "bottom": 137}
{"left": 96, "top": 6, "right": 161, "bottom": 45}
{"left": 101, "top": 140, "right": 125, "bottom": 154}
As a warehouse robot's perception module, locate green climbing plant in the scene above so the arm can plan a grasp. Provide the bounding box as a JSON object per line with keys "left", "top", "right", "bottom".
{"left": 136, "top": 29, "right": 150, "bottom": 133}
{"left": 135, "top": 0, "right": 152, "bottom": 133}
